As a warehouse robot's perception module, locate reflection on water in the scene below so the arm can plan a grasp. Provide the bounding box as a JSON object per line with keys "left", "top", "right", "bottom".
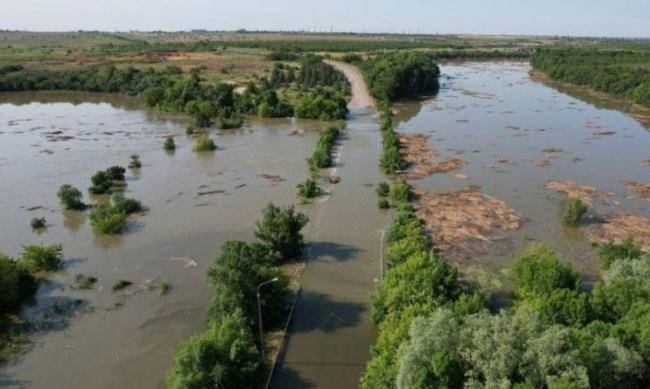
{"left": 394, "top": 61, "right": 650, "bottom": 289}
{"left": 0, "top": 92, "right": 323, "bottom": 388}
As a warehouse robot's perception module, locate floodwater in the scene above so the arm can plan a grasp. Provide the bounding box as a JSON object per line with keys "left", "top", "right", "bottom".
{"left": 0, "top": 92, "right": 323, "bottom": 388}
{"left": 3, "top": 61, "right": 650, "bottom": 388}
{"left": 394, "top": 61, "right": 650, "bottom": 288}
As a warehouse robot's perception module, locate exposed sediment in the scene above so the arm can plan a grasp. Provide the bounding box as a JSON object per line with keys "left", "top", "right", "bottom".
{"left": 586, "top": 212, "right": 650, "bottom": 253}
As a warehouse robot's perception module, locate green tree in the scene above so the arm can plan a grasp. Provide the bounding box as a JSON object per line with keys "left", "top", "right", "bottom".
{"left": 254, "top": 203, "right": 308, "bottom": 262}
{"left": 0, "top": 253, "right": 37, "bottom": 313}
{"left": 510, "top": 245, "right": 580, "bottom": 300}
{"left": 166, "top": 310, "right": 264, "bottom": 389}
{"left": 57, "top": 184, "right": 86, "bottom": 210}
{"left": 19, "top": 244, "right": 64, "bottom": 272}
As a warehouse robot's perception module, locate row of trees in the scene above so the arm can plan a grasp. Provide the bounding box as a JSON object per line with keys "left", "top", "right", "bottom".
{"left": 379, "top": 109, "right": 407, "bottom": 174}
{"left": 531, "top": 48, "right": 650, "bottom": 108}
{"left": 166, "top": 203, "right": 308, "bottom": 388}
{"left": 361, "top": 180, "right": 650, "bottom": 388}
{"left": 297, "top": 124, "right": 343, "bottom": 199}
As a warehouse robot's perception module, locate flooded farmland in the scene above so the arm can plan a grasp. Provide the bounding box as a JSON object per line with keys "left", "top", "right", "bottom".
{"left": 394, "top": 61, "right": 650, "bottom": 288}
{"left": 2, "top": 61, "right": 650, "bottom": 388}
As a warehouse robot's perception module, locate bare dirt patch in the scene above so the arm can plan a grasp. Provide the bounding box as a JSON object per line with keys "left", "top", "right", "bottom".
{"left": 622, "top": 180, "right": 650, "bottom": 200}
{"left": 413, "top": 186, "right": 521, "bottom": 254}
{"left": 586, "top": 212, "right": 650, "bottom": 253}
{"left": 260, "top": 173, "right": 285, "bottom": 183}
{"left": 397, "top": 133, "right": 467, "bottom": 179}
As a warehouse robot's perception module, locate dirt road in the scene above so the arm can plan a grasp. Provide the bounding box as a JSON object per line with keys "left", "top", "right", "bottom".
{"left": 325, "top": 60, "right": 375, "bottom": 109}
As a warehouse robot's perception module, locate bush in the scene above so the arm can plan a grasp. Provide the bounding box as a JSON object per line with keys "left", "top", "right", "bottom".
{"left": 57, "top": 184, "right": 85, "bottom": 210}
{"left": 89, "top": 203, "right": 127, "bottom": 234}
{"left": 128, "top": 154, "right": 142, "bottom": 169}
{"left": 111, "top": 193, "right": 143, "bottom": 214}
{"left": 254, "top": 203, "right": 308, "bottom": 262}
{"left": 19, "top": 244, "right": 64, "bottom": 272}
{"left": 598, "top": 238, "right": 642, "bottom": 270}
{"left": 166, "top": 310, "right": 264, "bottom": 389}
{"left": 307, "top": 125, "right": 341, "bottom": 170}
{"left": 193, "top": 135, "right": 216, "bottom": 152}
{"left": 112, "top": 279, "right": 132, "bottom": 291}
{"left": 89, "top": 166, "right": 126, "bottom": 194}
{"left": 30, "top": 217, "right": 46, "bottom": 229}
{"left": 218, "top": 114, "right": 243, "bottom": 129}
{"left": 562, "top": 197, "right": 587, "bottom": 226}
{"left": 378, "top": 199, "right": 390, "bottom": 209}
{"left": 376, "top": 182, "right": 390, "bottom": 197}
{"left": 510, "top": 244, "right": 580, "bottom": 299}
{"left": 294, "top": 89, "right": 348, "bottom": 120}
{"left": 297, "top": 177, "right": 320, "bottom": 199}
{"left": 74, "top": 274, "right": 98, "bottom": 290}
{"left": 163, "top": 136, "right": 176, "bottom": 151}
{"left": 0, "top": 254, "right": 37, "bottom": 313}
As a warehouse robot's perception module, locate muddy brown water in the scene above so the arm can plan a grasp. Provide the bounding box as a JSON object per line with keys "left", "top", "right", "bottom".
{"left": 2, "top": 60, "right": 650, "bottom": 388}
{"left": 394, "top": 61, "right": 650, "bottom": 290}
{"left": 0, "top": 92, "right": 327, "bottom": 388}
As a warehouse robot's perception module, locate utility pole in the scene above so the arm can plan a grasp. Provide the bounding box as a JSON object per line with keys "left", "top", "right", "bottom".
{"left": 257, "top": 277, "right": 279, "bottom": 360}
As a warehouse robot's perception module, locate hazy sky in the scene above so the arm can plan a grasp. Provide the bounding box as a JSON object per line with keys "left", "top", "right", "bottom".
{"left": 3, "top": 0, "right": 649, "bottom": 38}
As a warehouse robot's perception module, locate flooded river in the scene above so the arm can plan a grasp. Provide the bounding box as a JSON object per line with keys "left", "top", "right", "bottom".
{"left": 394, "top": 61, "right": 650, "bottom": 288}
{"left": 0, "top": 92, "right": 322, "bottom": 388}
{"left": 2, "top": 61, "right": 650, "bottom": 388}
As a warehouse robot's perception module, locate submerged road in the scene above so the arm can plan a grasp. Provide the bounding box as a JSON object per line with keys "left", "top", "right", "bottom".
{"left": 269, "top": 62, "right": 386, "bottom": 388}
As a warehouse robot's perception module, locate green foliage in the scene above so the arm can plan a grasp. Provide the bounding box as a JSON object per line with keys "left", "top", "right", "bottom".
{"left": 531, "top": 48, "right": 650, "bottom": 108}
{"left": 376, "top": 182, "right": 390, "bottom": 197}
{"left": 218, "top": 114, "right": 243, "bottom": 129}
{"left": 89, "top": 203, "right": 127, "bottom": 234}
{"left": 379, "top": 111, "right": 406, "bottom": 174}
{"left": 166, "top": 310, "right": 263, "bottom": 389}
{"left": 74, "top": 274, "right": 97, "bottom": 290}
{"left": 192, "top": 135, "right": 216, "bottom": 152}
{"left": 297, "top": 55, "right": 350, "bottom": 90}
{"left": 362, "top": 51, "right": 440, "bottom": 102}
{"left": 307, "top": 125, "right": 341, "bottom": 170}
{"left": 598, "top": 238, "right": 642, "bottom": 270}
{"left": 112, "top": 279, "right": 132, "bottom": 291}
{"left": 163, "top": 136, "right": 176, "bottom": 151}
{"left": 30, "top": 217, "right": 46, "bottom": 229}
{"left": 206, "top": 241, "right": 290, "bottom": 329}
{"left": 294, "top": 88, "right": 348, "bottom": 120}
{"left": 562, "top": 197, "right": 587, "bottom": 226}
{"left": 297, "top": 177, "right": 320, "bottom": 199}
{"left": 89, "top": 166, "right": 126, "bottom": 194}
{"left": 128, "top": 154, "right": 142, "bottom": 169}
{"left": 341, "top": 53, "right": 362, "bottom": 63}
{"left": 254, "top": 203, "right": 308, "bottom": 262}
{"left": 389, "top": 179, "right": 411, "bottom": 203}
{"left": 0, "top": 253, "right": 37, "bottom": 313}
{"left": 111, "top": 193, "right": 143, "bottom": 214}
{"left": 378, "top": 199, "right": 390, "bottom": 209}
{"left": 510, "top": 244, "right": 580, "bottom": 300}
{"left": 19, "top": 244, "right": 63, "bottom": 272}
{"left": 257, "top": 90, "right": 292, "bottom": 118}
{"left": 57, "top": 184, "right": 86, "bottom": 210}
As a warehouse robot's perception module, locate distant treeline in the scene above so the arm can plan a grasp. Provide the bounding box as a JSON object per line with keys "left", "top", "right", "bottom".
{"left": 531, "top": 48, "right": 650, "bottom": 108}
{"left": 94, "top": 38, "right": 471, "bottom": 54}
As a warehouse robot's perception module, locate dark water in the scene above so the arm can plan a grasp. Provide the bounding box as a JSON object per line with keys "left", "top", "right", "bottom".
{"left": 394, "top": 61, "right": 650, "bottom": 288}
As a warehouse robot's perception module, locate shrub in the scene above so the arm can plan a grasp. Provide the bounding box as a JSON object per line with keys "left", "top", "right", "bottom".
{"left": 378, "top": 199, "right": 390, "bottom": 209}
{"left": 163, "top": 136, "right": 176, "bottom": 151}
{"left": 254, "top": 203, "right": 308, "bottom": 262}
{"left": 111, "top": 193, "right": 143, "bottom": 214}
{"left": 0, "top": 254, "right": 37, "bottom": 313}
{"left": 307, "top": 125, "right": 341, "bottom": 170}
{"left": 510, "top": 244, "right": 580, "bottom": 300}
{"left": 30, "top": 217, "right": 46, "bottom": 229}
{"left": 74, "top": 274, "right": 97, "bottom": 290}
{"left": 193, "top": 135, "right": 216, "bottom": 152}
{"left": 294, "top": 89, "right": 348, "bottom": 120}
{"left": 19, "top": 244, "right": 64, "bottom": 272}
{"left": 57, "top": 184, "right": 85, "bottom": 210}
{"left": 128, "top": 154, "right": 142, "bottom": 169}
{"left": 218, "top": 115, "right": 243, "bottom": 129}
{"left": 297, "top": 177, "right": 320, "bottom": 199}
{"left": 598, "top": 238, "right": 642, "bottom": 270}
{"left": 166, "top": 310, "right": 264, "bottom": 389}
{"left": 112, "top": 279, "right": 132, "bottom": 291}
{"left": 89, "top": 203, "right": 127, "bottom": 234}
{"left": 376, "top": 182, "right": 390, "bottom": 197}
{"left": 105, "top": 165, "right": 126, "bottom": 181}
{"left": 390, "top": 180, "right": 411, "bottom": 203}
{"left": 562, "top": 197, "right": 587, "bottom": 226}
{"left": 89, "top": 166, "right": 125, "bottom": 194}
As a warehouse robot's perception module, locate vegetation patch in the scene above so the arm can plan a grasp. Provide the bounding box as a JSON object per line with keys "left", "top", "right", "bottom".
{"left": 30, "top": 217, "right": 46, "bottom": 230}
{"left": 112, "top": 279, "right": 133, "bottom": 291}
{"left": 192, "top": 135, "right": 217, "bottom": 152}
{"left": 57, "top": 184, "right": 86, "bottom": 210}
{"left": 562, "top": 197, "right": 588, "bottom": 226}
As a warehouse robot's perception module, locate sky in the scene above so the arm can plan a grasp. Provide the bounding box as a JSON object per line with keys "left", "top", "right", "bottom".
{"left": 2, "top": 0, "right": 649, "bottom": 38}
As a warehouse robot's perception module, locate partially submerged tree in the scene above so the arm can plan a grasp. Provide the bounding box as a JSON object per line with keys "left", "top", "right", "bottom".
{"left": 254, "top": 203, "right": 308, "bottom": 262}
